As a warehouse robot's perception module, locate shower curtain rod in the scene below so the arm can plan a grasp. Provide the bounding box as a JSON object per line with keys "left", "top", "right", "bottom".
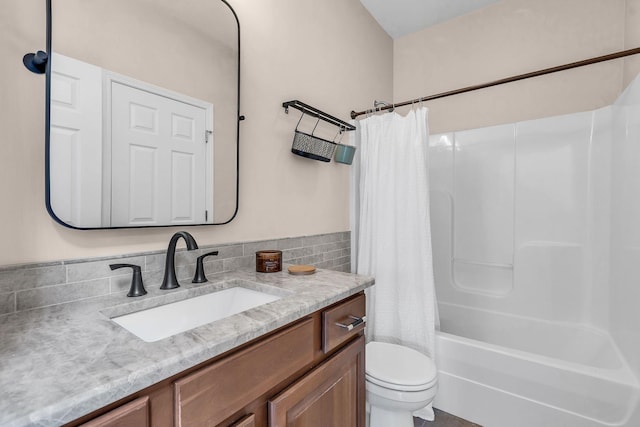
{"left": 350, "top": 46, "right": 640, "bottom": 119}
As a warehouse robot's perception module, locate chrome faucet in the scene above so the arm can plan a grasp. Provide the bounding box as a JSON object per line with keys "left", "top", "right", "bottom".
{"left": 160, "top": 231, "right": 199, "bottom": 290}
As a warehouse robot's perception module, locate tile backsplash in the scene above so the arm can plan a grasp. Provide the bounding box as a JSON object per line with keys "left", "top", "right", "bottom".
{"left": 0, "top": 232, "right": 350, "bottom": 316}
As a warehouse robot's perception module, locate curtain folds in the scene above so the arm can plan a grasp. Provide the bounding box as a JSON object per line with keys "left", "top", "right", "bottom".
{"left": 350, "top": 107, "right": 438, "bottom": 419}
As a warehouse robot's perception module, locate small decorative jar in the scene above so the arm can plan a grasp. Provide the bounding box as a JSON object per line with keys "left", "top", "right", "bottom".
{"left": 255, "top": 250, "right": 282, "bottom": 273}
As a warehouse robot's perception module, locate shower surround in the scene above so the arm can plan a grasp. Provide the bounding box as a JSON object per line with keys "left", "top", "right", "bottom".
{"left": 428, "top": 75, "right": 640, "bottom": 426}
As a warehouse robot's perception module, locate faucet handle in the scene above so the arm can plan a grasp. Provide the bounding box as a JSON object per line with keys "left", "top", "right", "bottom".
{"left": 192, "top": 251, "right": 219, "bottom": 283}
{"left": 110, "top": 264, "right": 147, "bottom": 297}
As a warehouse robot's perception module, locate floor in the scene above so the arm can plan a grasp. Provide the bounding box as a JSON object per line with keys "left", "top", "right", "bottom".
{"left": 414, "top": 409, "right": 482, "bottom": 427}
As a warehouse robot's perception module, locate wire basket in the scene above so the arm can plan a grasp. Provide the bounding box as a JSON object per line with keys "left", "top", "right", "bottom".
{"left": 290, "top": 113, "right": 337, "bottom": 162}
{"left": 291, "top": 131, "right": 337, "bottom": 162}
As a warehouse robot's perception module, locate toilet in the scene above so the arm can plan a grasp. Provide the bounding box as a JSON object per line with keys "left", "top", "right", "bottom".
{"left": 366, "top": 341, "right": 438, "bottom": 427}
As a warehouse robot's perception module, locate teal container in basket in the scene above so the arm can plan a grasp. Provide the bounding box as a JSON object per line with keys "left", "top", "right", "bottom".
{"left": 334, "top": 144, "right": 356, "bottom": 165}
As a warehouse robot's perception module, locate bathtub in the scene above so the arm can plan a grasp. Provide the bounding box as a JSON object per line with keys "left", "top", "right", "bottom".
{"left": 433, "top": 303, "right": 640, "bottom": 427}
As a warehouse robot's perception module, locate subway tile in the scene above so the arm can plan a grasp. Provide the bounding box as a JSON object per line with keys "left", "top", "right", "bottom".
{"left": 336, "top": 240, "right": 350, "bottom": 250}
{"left": 303, "top": 232, "right": 346, "bottom": 247}
{"left": 66, "top": 256, "right": 146, "bottom": 283}
{"left": 4, "top": 232, "right": 352, "bottom": 312}
{"left": 243, "top": 240, "right": 280, "bottom": 255}
{"left": 336, "top": 256, "right": 350, "bottom": 266}
{"left": 0, "top": 292, "right": 16, "bottom": 315}
{"left": 315, "top": 260, "right": 333, "bottom": 269}
{"left": 328, "top": 232, "right": 346, "bottom": 243}
{"left": 300, "top": 254, "right": 325, "bottom": 265}
{"left": 277, "top": 237, "right": 303, "bottom": 250}
{"left": 313, "top": 242, "right": 341, "bottom": 255}
{"left": 223, "top": 256, "right": 254, "bottom": 272}
{"left": 145, "top": 253, "right": 165, "bottom": 272}
{"left": 302, "top": 234, "right": 332, "bottom": 247}
{"left": 282, "top": 247, "right": 313, "bottom": 261}
{"left": 0, "top": 264, "right": 66, "bottom": 293}
{"left": 334, "top": 264, "right": 351, "bottom": 273}
{"left": 203, "top": 259, "right": 225, "bottom": 277}
{"left": 174, "top": 249, "right": 200, "bottom": 268}
{"left": 17, "top": 279, "right": 110, "bottom": 311}
{"left": 141, "top": 270, "right": 165, "bottom": 291}
{"left": 211, "top": 244, "right": 243, "bottom": 260}
{"left": 322, "top": 251, "right": 338, "bottom": 262}
{"left": 174, "top": 264, "right": 198, "bottom": 283}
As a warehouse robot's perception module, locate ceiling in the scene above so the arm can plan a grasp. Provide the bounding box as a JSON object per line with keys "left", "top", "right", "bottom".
{"left": 360, "top": 0, "right": 502, "bottom": 39}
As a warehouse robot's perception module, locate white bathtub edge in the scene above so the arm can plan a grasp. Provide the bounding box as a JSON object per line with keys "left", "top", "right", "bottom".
{"left": 434, "top": 370, "right": 636, "bottom": 427}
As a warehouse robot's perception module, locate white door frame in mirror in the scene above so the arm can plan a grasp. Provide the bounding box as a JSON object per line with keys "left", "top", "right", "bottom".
{"left": 50, "top": 52, "right": 214, "bottom": 228}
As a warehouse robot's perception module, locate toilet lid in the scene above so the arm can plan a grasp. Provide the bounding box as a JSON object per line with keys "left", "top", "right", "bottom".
{"left": 366, "top": 342, "right": 437, "bottom": 390}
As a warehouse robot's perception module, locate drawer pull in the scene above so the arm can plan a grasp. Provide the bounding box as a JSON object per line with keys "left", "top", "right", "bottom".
{"left": 335, "top": 315, "right": 366, "bottom": 331}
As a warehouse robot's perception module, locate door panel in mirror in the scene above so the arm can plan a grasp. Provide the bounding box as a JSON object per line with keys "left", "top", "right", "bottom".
{"left": 46, "top": 0, "right": 240, "bottom": 228}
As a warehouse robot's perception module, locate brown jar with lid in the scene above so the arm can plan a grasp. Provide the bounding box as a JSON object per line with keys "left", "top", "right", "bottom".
{"left": 256, "top": 250, "right": 282, "bottom": 273}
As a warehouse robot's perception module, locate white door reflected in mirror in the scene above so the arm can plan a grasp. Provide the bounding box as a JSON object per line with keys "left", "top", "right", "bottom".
{"left": 50, "top": 53, "right": 214, "bottom": 227}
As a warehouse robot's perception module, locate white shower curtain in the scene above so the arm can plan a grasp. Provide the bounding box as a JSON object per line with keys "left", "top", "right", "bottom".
{"left": 350, "top": 107, "right": 437, "bottom": 419}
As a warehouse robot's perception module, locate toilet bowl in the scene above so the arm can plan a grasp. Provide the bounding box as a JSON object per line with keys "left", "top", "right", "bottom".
{"left": 366, "top": 341, "right": 438, "bottom": 427}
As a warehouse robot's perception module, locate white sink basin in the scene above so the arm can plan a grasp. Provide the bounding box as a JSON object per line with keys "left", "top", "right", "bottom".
{"left": 112, "top": 287, "right": 281, "bottom": 342}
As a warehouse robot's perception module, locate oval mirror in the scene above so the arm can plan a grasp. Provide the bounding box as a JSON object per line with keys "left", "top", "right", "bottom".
{"left": 45, "top": 0, "right": 240, "bottom": 228}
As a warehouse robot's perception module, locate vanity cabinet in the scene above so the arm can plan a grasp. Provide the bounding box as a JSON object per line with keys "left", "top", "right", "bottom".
{"left": 67, "top": 292, "right": 366, "bottom": 427}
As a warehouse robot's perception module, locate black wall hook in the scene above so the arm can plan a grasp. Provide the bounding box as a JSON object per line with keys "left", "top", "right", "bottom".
{"left": 23, "top": 51, "right": 48, "bottom": 74}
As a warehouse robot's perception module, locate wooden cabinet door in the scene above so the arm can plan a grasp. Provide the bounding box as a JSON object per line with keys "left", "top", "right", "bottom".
{"left": 268, "top": 335, "right": 365, "bottom": 427}
{"left": 80, "top": 396, "right": 149, "bottom": 427}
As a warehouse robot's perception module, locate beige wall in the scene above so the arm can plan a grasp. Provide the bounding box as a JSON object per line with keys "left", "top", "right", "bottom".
{"left": 0, "top": 0, "right": 392, "bottom": 266}
{"left": 394, "top": 0, "right": 629, "bottom": 134}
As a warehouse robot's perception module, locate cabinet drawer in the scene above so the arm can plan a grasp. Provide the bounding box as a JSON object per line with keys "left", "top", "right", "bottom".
{"left": 322, "top": 293, "right": 366, "bottom": 353}
{"left": 174, "top": 318, "right": 314, "bottom": 427}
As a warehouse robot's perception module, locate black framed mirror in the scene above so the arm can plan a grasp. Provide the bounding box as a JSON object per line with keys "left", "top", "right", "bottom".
{"left": 45, "top": 0, "right": 240, "bottom": 229}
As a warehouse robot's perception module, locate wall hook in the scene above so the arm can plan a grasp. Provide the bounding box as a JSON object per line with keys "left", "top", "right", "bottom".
{"left": 23, "top": 50, "right": 48, "bottom": 74}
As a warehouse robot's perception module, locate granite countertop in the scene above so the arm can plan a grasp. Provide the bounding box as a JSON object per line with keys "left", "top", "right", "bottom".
{"left": 0, "top": 267, "right": 374, "bottom": 427}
